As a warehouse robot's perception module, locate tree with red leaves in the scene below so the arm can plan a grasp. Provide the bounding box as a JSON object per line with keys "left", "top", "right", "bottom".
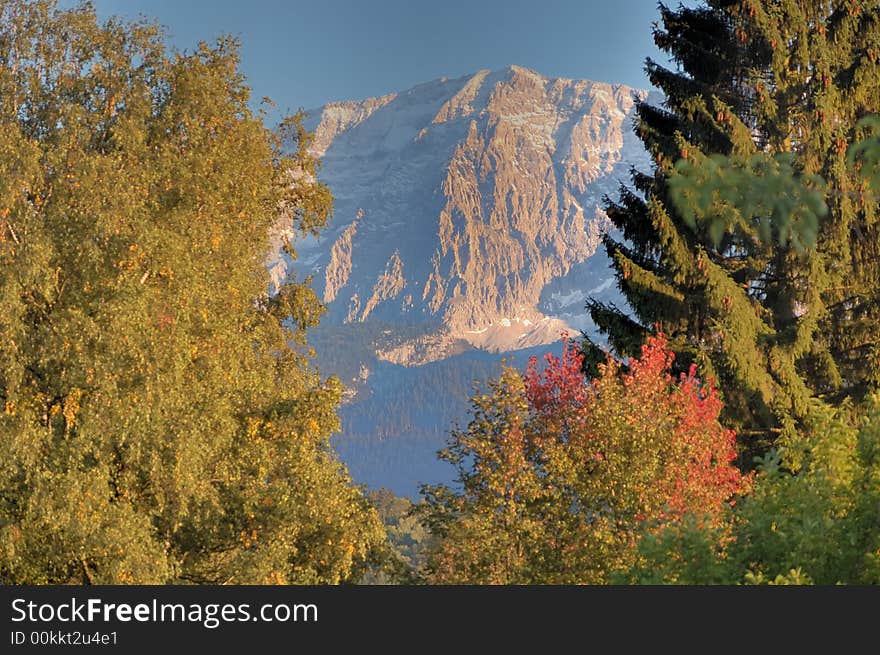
{"left": 419, "top": 335, "right": 749, "bottom": 584}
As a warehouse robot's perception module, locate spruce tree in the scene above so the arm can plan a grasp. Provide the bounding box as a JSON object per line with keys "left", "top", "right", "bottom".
{"left": 0, "top": 0, "right": 383, "bottom": 584}
{"left": 589, "top": 1, "right": 880, "bottom": 452}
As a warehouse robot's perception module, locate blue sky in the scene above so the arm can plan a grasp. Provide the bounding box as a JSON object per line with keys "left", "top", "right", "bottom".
{"left": 82, "top": 0, "right": 675, "bottom": 118}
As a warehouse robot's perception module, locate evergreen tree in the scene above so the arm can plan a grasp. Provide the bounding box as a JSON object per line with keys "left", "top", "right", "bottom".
{"left": 0, "top": 0, "right": 383, "bottom": 584}
{"left": 589, "top": 1, "right": 880, "bottom": 453}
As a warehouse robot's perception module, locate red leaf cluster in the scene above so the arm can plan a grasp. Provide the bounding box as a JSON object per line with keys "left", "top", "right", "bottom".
{"left": 523, "top": 334, "right": 749, "bottom": 527}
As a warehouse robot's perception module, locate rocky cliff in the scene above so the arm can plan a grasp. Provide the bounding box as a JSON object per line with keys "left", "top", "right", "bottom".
{"left": 272, "top": 66, "right": 650, "bottom": 363}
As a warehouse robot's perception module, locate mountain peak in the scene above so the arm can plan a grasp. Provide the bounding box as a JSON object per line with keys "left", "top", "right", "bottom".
{"left": 305, "top": 67, "right": 647, "bottom": 158}
{"left": 505, "top": 63, "right": 543, "bottom": 77}
{"left": 281, "top": 68, "right": 650, "bottom": 363}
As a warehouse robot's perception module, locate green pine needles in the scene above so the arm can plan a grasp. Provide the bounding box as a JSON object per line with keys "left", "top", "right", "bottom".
{"left": 589, "top": 1, "right": 880, "bottom": 456}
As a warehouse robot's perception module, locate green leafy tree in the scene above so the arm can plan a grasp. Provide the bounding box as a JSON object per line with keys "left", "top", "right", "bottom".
{"left": 623, "top": 396, "right": 880, "bottom": 585}
{"left": 588, "top": 1, "right": 880, "bottom": 455}
{"left": 0, "top": 0, "right": 382, "bottom": 584}
{"left": 359, "top": 489, "right": 434, "bottom": 584}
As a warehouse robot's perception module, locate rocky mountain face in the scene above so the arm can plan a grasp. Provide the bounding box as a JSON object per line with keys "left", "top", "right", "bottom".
{"left": 271, "top": 67, "right": 651, "bottom": 496}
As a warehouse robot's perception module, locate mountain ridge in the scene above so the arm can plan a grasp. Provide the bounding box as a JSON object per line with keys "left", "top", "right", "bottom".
{"left": 271, "top": 65, "right": 650, "bottom": 359}
{"left": 270, "top": 66, "right": 653, "bottom": 495}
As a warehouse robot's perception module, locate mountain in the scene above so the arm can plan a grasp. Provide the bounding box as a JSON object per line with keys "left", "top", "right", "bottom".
{"left": 270, "top": 66, "right": 651, "bottom": 496}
